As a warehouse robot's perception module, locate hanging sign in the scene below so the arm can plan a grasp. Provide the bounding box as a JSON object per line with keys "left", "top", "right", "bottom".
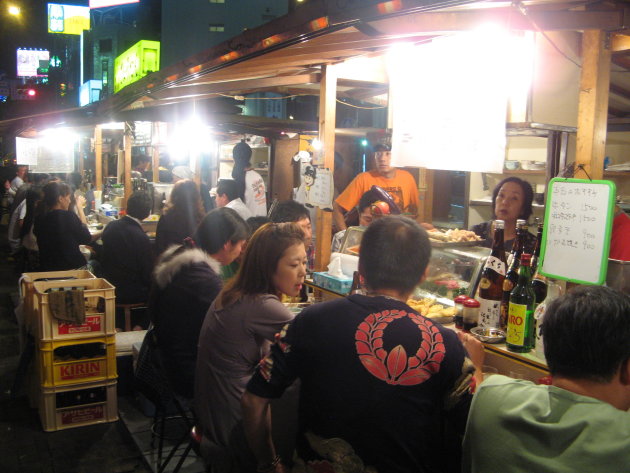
{"left": 540, "top": 178, "right": 616, "bottom": 285}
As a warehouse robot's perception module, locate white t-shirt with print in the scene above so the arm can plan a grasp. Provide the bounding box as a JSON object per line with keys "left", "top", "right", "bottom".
{"left": 244, "top": 169, "right": 267, "bottom": 217}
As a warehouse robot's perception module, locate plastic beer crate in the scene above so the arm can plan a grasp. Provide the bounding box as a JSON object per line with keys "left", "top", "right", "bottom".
{"left": 20, "top": 270, "right": 96, "bottom": 335}
{"left": 38, "top": 335, "right": 117, "bottom": 387}
{"left": 38, "top": 379, "right": 118, "bottom": 432}
{"left": 32, "top": 278, "right": 115, "bottom": 341}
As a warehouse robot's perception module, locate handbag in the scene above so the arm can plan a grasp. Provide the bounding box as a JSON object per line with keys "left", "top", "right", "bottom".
{"left": 134, "top": 327, "right": 174, "bottom": 407}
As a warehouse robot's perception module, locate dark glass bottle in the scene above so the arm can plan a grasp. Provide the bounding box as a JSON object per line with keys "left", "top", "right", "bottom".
{"left": 477, "top": 220, "right": 506, "bottom": 329}
{"left": 506, "top": 253, "right": 535, "bottom": 353}
{"left": 530, "top": 220, "right": 544, "bottom": 275}
{"left": 500, "top": 220, "right": 527, "bottom": 330}
{"left": 530, "top": 220, "right": 548, "bottom": 304}
{"left": 349, "top": 271, "right": 365, "bottom": 295}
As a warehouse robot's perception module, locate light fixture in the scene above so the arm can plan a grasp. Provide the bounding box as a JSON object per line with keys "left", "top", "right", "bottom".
{"left": 8, "top": 5, "right": 21, "bottom": 16}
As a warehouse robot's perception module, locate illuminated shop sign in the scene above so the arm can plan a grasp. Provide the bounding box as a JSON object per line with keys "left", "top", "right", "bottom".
{"left": 17, "top": 49, "right": 50, "bottom": 77}
{"left": 90, "top": 0, "right": 139, "bottom": 7}
{"left": 114, "top": 40, "right": 160, "bottom": 93}
{"left": 47, "top": 4, "right": 90, "bottom": 35}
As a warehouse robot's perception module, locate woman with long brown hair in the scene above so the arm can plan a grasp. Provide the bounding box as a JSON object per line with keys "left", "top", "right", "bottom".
{"left": 155, "top": 178, "right": 205, "bottom": 256}
{"left": 194, "top": 222, "right": 307, "bottom": 471}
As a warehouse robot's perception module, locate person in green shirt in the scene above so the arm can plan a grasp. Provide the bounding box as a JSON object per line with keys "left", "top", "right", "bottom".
{"left": 463, "top": 285, "right": 630, "bottom": 473}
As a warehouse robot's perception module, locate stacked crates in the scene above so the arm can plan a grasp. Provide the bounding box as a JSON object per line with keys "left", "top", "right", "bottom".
{"left": 23, "top": 272, "right": 119, "bottom": 431}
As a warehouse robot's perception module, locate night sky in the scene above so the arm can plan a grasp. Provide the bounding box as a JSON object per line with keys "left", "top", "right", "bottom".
{"left": 0, "top": 0, "right": 160, "bottom": 79}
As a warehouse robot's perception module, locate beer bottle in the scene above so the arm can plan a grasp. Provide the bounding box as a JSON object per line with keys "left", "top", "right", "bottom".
{"left": 506, "top": 253, "right": 535, "bottom": 353}
{"left": 530, "top": 220, "right": 547, "bottom": 304}
{"left": 477, "top": 220, "right": 506, "bottom": 329}
{"left": 349, "top": 271, "right": 365, "bottom": 295}
{"left": 500, "top": 220, "right": 527, "bottom": 330}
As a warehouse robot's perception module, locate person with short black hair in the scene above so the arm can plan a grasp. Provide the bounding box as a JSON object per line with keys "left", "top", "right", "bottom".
{"left": 271, "top": 200, "right": 313, "bottom": 271}
{"left": 331, "top": 189, "right": 388, "bottom": 252}
{"left": 216, "top": 178, "right": 252, "bottom": 220}
{"left": 333, "top": 144, "right": 422, "bottom": 231}
{"left": 101, "top": 191, "right": 154, "bottom": 329}
{"left": 463, "top": 285, "right": 630, "bottom": 473}
{"left": 242, "top": 216, "right": 484, "bottom": 473}
{"left": 246, "top": 216, "right": 270, "bottom": 235}
{"left": 151, "top": 207, "right": 249, "bottom": 399}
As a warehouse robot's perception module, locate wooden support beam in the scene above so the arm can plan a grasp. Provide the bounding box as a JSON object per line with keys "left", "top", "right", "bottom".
{"left": 152, "top": 123, "right": 160, "bottom": 183}
{"left": 123, "top": 122, "right": 132, "bottom": 209}
{"left": 315, "top": 65, "right": 336, "bottom": 273}
{"left": 576, "top": 30, "right": 611, "bottom": 181}
{"left": 94, "top": 125, "right": 102, "bottom": 191}
{"left": 611, "top": 33, "right": 630, "bottom": 52}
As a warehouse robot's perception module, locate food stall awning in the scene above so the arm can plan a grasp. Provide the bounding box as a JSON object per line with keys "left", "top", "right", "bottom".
{"left": 95, "top": 0, "right": 630, "bottom": 121}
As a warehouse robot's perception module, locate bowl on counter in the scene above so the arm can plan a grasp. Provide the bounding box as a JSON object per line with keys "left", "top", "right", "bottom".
{"left": 521, "top": 160, "right": 546, "bottom": 171}
{"left": 470, "top": 326, "right": 506, "bottom": 344}
{"left": 504, "top": 160, "right": 520, "bottom": 171}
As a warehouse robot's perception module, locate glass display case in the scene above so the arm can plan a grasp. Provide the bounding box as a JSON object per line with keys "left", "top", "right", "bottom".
{"left": 339, "top": 226, "right": 365, "bottom": 256}
{"left": 411, "top": 244, "right": 491, "bottom": 306}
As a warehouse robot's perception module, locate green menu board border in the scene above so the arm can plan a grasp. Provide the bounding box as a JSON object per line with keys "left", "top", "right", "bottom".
{"left": 539, "top": 177, "right": 616, "bottom": 285}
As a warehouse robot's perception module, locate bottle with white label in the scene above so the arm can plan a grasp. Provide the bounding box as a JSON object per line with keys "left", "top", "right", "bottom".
{"left": 477, "top": 220, "right": 506, "bottom": 329}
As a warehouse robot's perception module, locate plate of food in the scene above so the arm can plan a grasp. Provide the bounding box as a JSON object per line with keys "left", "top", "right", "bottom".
{"left": 406, "top": 297, "right": 456, "bottom": 324}
{"left": 428, "top": 228, "right": 482, "bottom": 247}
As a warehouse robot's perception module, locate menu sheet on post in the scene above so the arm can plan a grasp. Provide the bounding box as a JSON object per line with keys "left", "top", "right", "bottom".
{"left": 539, "top": 178, "right": 616, "bottom": 285}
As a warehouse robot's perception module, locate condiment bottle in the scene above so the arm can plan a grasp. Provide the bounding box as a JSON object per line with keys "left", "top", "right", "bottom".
{"left": 463, "top": 298, "right": 480, "bottom": 332}
{"left": 454, "top": 295, "right": 468, "bottom": 329}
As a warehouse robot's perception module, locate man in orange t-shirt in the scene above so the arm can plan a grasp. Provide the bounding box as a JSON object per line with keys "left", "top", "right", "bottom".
{"left": 333, "top": 144, "right": 421, "bottom": 231}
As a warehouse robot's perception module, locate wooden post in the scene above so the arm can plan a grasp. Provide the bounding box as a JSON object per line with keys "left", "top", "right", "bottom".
{"left": 94, "top": 125, "right": 103, "bottom": 191}
{"left": 315, "top": 65, "right": 337, "bottom": 272}
{"left": 152, "top": 122, "right": 159, "bottom": 182}
{"left": 123, "top": 122, "right": 132, "bottom": 209}
{"left": 576, "top": 30, "right": 611, "bottom": 180}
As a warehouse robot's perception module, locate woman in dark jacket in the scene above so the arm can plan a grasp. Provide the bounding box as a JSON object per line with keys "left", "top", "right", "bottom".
{"left": 155, "top": 179, "right": 205, "bottom": 256}
{"left": 150, "top": 207, "right": 249, "bottom": 399}
{"left": 33, "top": 182, "right": 93, "bottom": 271}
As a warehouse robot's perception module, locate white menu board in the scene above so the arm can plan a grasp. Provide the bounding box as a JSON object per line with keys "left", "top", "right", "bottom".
{"left": 540, "top": 178, "right": 616, "bottom": 285}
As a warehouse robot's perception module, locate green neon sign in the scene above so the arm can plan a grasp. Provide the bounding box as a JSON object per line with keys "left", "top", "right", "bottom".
{"left": 114, "top": 40, "right": 160, "bottom": 93}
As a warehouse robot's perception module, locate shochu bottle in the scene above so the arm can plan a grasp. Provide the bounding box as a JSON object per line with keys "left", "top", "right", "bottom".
{"left": 506, "top": 253, "right": 535, "bottom": 353}
{"left": 500, "top": 220, "right": 527, "bottom": 330}
{"left": 477, "top": 220, "right": 506, "bottom": 329}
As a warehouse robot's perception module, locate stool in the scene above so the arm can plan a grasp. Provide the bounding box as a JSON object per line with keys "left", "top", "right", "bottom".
{"left": 116, "top": 302, "right": 147, "bottom": 332}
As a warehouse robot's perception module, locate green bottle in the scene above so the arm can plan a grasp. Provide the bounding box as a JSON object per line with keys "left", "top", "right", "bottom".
{"left": 506, "top": 253, "right": 535, "bottom": 353}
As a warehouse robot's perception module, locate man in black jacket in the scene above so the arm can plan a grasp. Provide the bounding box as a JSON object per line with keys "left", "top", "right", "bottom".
{"left": 101, "top": 191, "right": 154, "bottom": 329}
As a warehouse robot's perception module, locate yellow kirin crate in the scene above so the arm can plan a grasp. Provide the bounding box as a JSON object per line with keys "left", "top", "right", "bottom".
{"left": 38, "top": 335, "right": 117, "bottom": 387}
{"left": 39, "top": 379, "right": 118, "bottom": 432}
{"left": 31, "top": 278, "right": 115, "bottom": 341}
{"left": 20, "top": 270, "right": 96, "bottom": 335}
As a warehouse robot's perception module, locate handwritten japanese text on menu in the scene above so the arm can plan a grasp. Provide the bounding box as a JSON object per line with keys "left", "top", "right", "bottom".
{"left": 540, "top": 179, "right": 615, "bottom": 285}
